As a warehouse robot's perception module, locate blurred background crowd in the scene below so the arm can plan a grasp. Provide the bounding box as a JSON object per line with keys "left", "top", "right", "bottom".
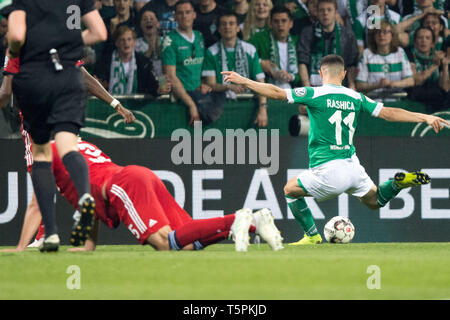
{"left": 0, "top": 0, "right": 449, "bottom": 128}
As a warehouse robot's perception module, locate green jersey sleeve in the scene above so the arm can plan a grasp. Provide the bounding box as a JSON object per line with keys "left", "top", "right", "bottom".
{"left": 285, "top": 87, "right": 314, "bottom": 104}
{"left": 202, "top": 48, "right": 217, "bottom": 79}
{"left": 248, "top": 31, "right": 270, "bottom": 60}
{"left": 161, "top": 35, "right": 176, "bottom": 66}
{"left": 360, "top": 93, "right": 383, "bottom": 117}
{"left": 250, "top": 50, "right": 265, "bottom": 80}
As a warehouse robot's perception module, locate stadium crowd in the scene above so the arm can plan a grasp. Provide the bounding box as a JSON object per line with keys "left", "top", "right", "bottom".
{"left": 0, "top": 0, "right": 449, "bottom": 125}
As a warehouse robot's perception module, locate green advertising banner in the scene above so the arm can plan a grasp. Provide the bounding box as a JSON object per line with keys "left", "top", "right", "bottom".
{"left": 82, "top": 97, "right": 450, "bottom": 139}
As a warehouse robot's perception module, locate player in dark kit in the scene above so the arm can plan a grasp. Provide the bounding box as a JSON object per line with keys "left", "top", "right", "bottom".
{"left": 7, "top": 0, "right": 107, "bottom": 252}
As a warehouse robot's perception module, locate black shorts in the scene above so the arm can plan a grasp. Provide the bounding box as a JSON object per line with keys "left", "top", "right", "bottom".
{"left": 13, "top": 65, "right": 87, "bottom": 144}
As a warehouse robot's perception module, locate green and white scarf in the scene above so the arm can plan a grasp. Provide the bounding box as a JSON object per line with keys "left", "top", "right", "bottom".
{"left": 411, "top": 47, "right": 439, "bottom": 83}
{"left": 347, "top": 0, "right": 367, "bottom": 25}
{"left": 109, "top": 49, "right": 138, "bottom": 95}
{"left": 310, "top": 22, "right": 341, "bottom": 86}
{"left": 269, "top": 32, "right": 298, "bottom": 86}
{"left": 219, "top": 39, "right": 249, "bottom": 99}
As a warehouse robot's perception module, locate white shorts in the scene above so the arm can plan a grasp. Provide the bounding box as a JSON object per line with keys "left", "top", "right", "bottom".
{"left": 297, "top": 154, "right": 375, "bottom": 202}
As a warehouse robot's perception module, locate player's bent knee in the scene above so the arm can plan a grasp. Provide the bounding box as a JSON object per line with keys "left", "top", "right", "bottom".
{"left": 284, "top": 178, "right": 307, "bottom": 198}
{"left": 359, "top": 186, "right": 380, "bottom": 210}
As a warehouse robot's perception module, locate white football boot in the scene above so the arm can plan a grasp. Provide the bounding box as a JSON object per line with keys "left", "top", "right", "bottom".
{"left": 253, "top": 208, "right": 284, "bottom": 251}
{"left": 229, "top": 208, "right": 253, "bottom": 252}
{"left": 39, "top": 234, "right": 60, "bottom": 252}
{"left": 28, "top": 237, "right": 44, "bottom": 248}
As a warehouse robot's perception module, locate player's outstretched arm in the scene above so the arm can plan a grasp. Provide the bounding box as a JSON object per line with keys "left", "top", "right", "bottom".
{"left": 81, "top": 67, "right": 135, "bottom": 124}
{"left": 221, "top": 71, "right": 287, "bottom": 101}
{"left": 378, "top": 107, "right": 449, "bottom": 133}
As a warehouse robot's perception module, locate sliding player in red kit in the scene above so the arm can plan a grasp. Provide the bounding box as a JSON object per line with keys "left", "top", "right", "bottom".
{"left": 4, "top": 139, "right": 284, "bottom": 252}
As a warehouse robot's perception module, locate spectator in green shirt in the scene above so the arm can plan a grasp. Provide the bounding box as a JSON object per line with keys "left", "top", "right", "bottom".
{"left": 202, "top": 11, "right": 269, "bottom": 126}
{"left": 249, "top": 6, "right": 299, "bottom": 89}
{"left": 163, "top": 0, "right": 211, "bottom": 125}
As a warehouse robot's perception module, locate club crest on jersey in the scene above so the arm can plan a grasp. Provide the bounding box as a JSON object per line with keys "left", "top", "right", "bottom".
{"left": 294, "top": 88, "right": 306, "bottom": 97}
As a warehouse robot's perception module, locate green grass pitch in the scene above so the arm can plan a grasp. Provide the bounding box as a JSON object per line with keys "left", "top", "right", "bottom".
{"left": 1, "top": 243, "right": 449, "bottom": 300}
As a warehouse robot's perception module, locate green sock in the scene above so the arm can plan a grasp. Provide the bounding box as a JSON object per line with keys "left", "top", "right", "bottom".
{"left": 377, "top": 179, "right": 402, "bottom": 207}
{"left": 286, "top": 196, "right": 318, "bottom": 236}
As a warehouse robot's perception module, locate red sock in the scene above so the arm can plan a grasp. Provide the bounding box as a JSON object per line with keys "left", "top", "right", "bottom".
{"left": 35, "top": 221, "right": 45, "bottom": 240}
{"left": 173, "top": 214, "right": 236, "bottom": 248}
{"left": 198, "top": 221, "right": 256, "bottom": 246}
{"left": 198, "top": 230, "right": 230, "bottom": 247}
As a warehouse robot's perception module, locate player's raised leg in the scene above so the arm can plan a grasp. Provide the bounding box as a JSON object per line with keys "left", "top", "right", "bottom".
{"left": 284, "top": 177, "right": 322, "bottom": 245}
{"left": 360, "top": 171, "right": 431, "bottom": 209}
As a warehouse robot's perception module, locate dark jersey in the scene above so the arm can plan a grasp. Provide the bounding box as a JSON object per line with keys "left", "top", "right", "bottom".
{"left": 12, "top": 0, "right": 95, "bottom": 68}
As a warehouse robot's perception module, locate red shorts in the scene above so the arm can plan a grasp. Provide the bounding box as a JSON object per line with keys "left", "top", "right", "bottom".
{"left": 105, "top": 165, "right": 192, "bottom": 244}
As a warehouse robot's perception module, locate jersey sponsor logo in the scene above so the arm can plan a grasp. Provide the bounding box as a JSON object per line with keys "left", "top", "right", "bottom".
{"left": 183, "top": 56, "right": 204, "bottom": 66}
{"left": 294, "top": 88, "right": 306, "bottom": 97}
{"left": 330, "top": 145, "right": 351, "bottom": 150}
{"left": 327, "top": 99, "right": 355, "bottom": 111}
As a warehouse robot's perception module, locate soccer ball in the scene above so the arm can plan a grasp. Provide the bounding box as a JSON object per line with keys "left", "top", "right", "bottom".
{"left": 323, "top": 216, "right": 355, "bottom": 244}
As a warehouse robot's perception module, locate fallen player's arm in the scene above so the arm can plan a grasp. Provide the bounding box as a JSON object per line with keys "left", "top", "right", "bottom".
{"left": 378, "top": 106, "right": 449, "bottom": 133}
{"left": 221, "top": 71, "right": 287, "bottom": 101}
{"left": 0, "top": 193, "right": 42, "bottom": 252}
{"left": 0, "top": 75, "right": 13, "bottom": 109}
{"left": 81, "top": 67, "right": 135, "bottom": 124}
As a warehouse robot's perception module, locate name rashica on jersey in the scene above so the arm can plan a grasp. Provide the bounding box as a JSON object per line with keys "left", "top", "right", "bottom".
{"left": 285, "top": 84, "right": 383, "bottom": 168}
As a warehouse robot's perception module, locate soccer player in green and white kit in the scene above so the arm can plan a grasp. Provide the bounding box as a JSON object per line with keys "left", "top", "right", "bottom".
{"left": 222, "top": 54, "right": 449, "bottom": 245}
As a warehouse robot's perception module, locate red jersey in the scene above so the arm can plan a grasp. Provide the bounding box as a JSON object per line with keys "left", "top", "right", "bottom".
{"left": 51, "top": 140, "right": 123, "bottom": 228}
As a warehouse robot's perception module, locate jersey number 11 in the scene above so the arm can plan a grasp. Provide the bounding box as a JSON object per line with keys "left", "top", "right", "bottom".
{"left": 328, "top": 111, "right": 355, "bottom": 146}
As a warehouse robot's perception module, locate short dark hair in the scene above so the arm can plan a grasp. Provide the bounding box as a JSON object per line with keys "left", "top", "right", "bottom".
{"left": 175, "top": 0, "right": 195, "bottom": 12}
{"left": 320, "top": 54, "right": 345, "bottom": 73}
{"left": 413, "top": 26, "right": 436, "bottom": 44}
{"left": 321, "top": 54, "right": 344, "bottom": 66}
{"left": 218, "top": 10, "right": 240, "bottom": 25}
{"left": 317, "top": 0, "right": 337, "bottom": 9}
{"left": 270, "top": 6, "right": 293, "bottom": 20}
